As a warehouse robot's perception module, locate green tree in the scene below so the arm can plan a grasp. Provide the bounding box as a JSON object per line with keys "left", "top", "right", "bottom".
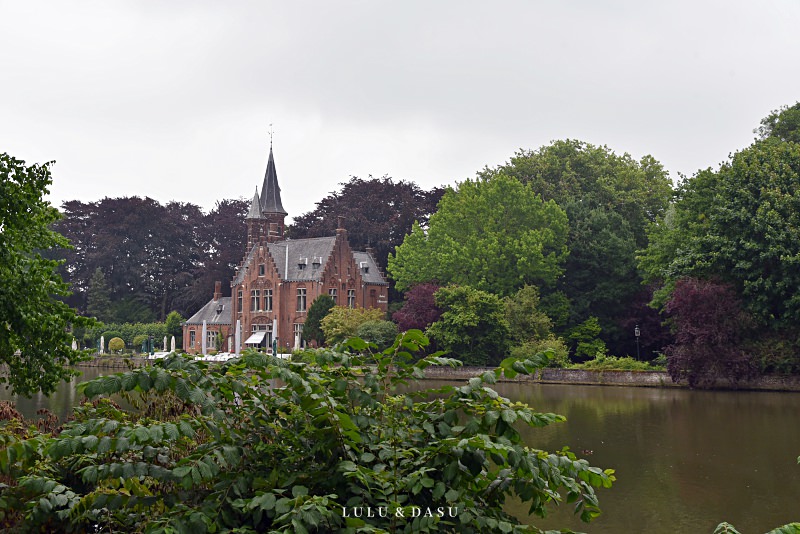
{"left": 388, "top": 174, "right": 569, "bottom": 297}
{"left": 640, "top": 138, "right": 800, "bottom": 330}
{"left": 0, "top": 153, "right": 94, "bottom": 396}
{"left": 303, "top": 294, "right": 336, "bottom": 345}
{"left": 85, "top": 267, "right": 113, "bottom": 322}
{"left": 0, "top": 333, "right": 614, "bottom": 532}
{"left": 107, "top": 337, "right": 125, "bottom": 353}
{"left": 480, "top": 140, "right": 673, "bottom": 246}
{"left": 755, "top": 101, "right": 800, "bottom": 144}
{"left": 355, "top": 320, "right": 398, "bottom": 350}
{"left": 479, "top": 140, "right": 672, "bottom": 354}
{"left": 321, "top": 306, "right": 385, "bottom": 345}
{"left": 427, "top": 285, "right": 510, "bottom": 366}
{"left": 165, "top": 311, "right": 184, "bottom": 348}
{"left": 504, "top": 285, "right": 553, "bottom": 344}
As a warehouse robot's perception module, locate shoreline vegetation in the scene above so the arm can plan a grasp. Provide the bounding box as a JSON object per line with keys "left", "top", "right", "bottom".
{"left": 74, "top": 354, "right": 800, "bottom": 392}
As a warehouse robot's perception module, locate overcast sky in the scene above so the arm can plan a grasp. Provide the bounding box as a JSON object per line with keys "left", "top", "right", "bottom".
{"left": 2, "top": 1, "right": 799, "bottom": 222}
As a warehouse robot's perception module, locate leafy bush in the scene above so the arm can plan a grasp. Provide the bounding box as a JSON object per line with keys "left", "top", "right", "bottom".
{"left": 392, "top": 282, "right": 442, "bottom": 332}
{"left": 321, "top": 306, "right": 385, "bottom": 345}
{"left": 100, "top": 331, "right": 122, "bottom": 344}
{"left": 664, "top": 278, "right": 756, "bottom": 387}
{"left": 355, "top": 320, "right": 398, "bottom": 350}
{"left": 573, "top": 355, "right": 663, "bottom": 372}
{"left": 107, "top": 337, "right": 125, "bottom": 353}
{"left": 427, "top": 285, "right": 510, "bottom": 366}
{"left": 510, "top": 336, "right": 570, "bottom": 368}
{"left": 0, "top": 331, "right": 614, "bottom": 532}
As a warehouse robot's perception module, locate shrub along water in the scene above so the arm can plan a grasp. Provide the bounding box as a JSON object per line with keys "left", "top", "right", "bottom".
{"left": 0, "top": 331, "right": 615, "bottom": 533}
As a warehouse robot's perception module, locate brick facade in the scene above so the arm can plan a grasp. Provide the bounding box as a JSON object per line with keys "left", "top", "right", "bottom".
{"left": 182, "top": 147, "right": 388, "bottom": 354}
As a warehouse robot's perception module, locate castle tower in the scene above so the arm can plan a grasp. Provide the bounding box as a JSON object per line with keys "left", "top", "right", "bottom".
{"left": 246, "top": 188, "right": 263, "bottom": 248}
{"left": 259, "top": 147, "right": 287, "bottom": 238}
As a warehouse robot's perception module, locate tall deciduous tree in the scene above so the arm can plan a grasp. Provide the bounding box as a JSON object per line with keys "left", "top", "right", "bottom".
{"left": 85, "top": 267, "right": 113, "bottom": 322}
{"left": 481, "top": 140, "right": 672, "bottom": 353}
{"left": 288, "top": 176, "right": 444, "bottom": 269}
{"left": 640, "top": 138, "right": 800, "bottom": 330}
{"left": 0, "top": 153, "right": 94, "bottom": 396}
{"left": 388, "top": 174, "right": 569, "bottom": 297}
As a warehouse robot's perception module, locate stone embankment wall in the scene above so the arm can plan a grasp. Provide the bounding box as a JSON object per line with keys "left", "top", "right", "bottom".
{"left": 421, "top": 366, "right": 800, "bottom": 392}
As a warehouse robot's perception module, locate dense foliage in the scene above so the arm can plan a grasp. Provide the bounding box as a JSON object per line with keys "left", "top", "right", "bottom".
{"left": 50, "top": 197, "right": 248, "bottom": 321}
{"left": 388, "top": 174, "right": 569, "bottom": 297}
{"left": 392, "top": 283, "right": 442, "bottom": 332}
{"left": 641, "top": 139, "right": 800, "bottom": 331}
{"left": 663, "top": 278, "right": 755, "bottom": 388}
{"left": 303, "top": 295, "right": 336, "bottom": 346}
{"left": 479, "top": 140, "right": 672, "bottom": 354}
{"left": 288, "top": 176, "right": 445, "bottom": 271}
{"left": 0, "top": 332, "right": 614, "bottom": 532}
{"left": 0, "top": 153, "right": 94, "bottom": 396}
{"left": 427, "top": 286, "right": 510, "bottom": 366}
{"left": 320, "top": 306, "right": 385, "bottom": 345}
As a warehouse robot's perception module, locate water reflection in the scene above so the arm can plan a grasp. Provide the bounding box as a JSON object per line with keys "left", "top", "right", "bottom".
{"left": 1, "top": 367, "right": 108, "bottom": 422}
{"left": 423, "top": 380, "right": 800, "bottom": 534}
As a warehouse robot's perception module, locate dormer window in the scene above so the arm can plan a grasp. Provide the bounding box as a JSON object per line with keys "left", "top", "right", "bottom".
{"left": 298, "top": 257, "right": 308, "bottom": 270}
{"left": 312, "top": 256, "right": 322, "bottom": 268}
{"left": 360, "top": 261, "right": 369, "bottom": 274}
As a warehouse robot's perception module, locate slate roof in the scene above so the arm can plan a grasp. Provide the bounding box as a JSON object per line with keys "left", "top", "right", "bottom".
{"left": 268, "top": 237, "right": 337, "bottom": 281}
{"left": 231, "top": 237, "right": 388, "bottom": 286}
{"left": 185, "top": 297, "right": 232, "bottom": 325}
{"left": 260, "top": 148, "right": 287, "bottom": 215}
{"left": 353, "top": 251, "right": 389, "bottom": 285}
{"left": 246, "top": 189, "right": 262, "bottom": 219}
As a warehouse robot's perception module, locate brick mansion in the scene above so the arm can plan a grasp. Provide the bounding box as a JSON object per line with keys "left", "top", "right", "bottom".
{"left": 182, "top": 146, "right": 389, "bottom": 353}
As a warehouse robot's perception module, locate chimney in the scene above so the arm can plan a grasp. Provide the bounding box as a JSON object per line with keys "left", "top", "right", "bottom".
{"left": 336, "top": 216, "right": 346, "bottom": 235}
{"left": 213, "top": 281, "right": 222, "bottom": 302}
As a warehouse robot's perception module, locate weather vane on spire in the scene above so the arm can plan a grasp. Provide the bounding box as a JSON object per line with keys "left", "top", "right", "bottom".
{"left": 269, "top": 123, "right": 274, "bottom": 149}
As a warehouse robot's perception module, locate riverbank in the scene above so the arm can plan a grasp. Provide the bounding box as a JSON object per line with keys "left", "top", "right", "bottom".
{"left": 421, "top": 365, "right": 800, "bottom": 392}
{"left": 75, "top": 356, "right": 800, "bottom": 392}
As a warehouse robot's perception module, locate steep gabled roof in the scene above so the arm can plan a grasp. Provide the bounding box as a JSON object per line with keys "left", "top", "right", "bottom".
{"left": 268, "top": 237, "right": 337, "bottom": 281}
{"left": 246, "top": 189, "right": 262, "bottom": 219}
{"left": 185, "top": 297, "right": 232, "bottom": 325}
{"left": 260, "top": 148, "right": 287, "bottom": 215}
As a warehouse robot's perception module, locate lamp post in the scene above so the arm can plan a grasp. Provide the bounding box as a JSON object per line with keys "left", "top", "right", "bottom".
{"left": 634, "top": 324, "right": 641, "bottom": 361}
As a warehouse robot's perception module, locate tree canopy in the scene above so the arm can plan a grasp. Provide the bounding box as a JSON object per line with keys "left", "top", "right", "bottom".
{"left": 51, "top": 197, "right": 248, "bottom": 321}
{"left": 755, "top": 101, "right": 800, "bottom": 144}
{"left": 427, "top": 285, "right": 510, "bottom": 366}
{"left": 0, "top": 153, "right": 94, "bottom": 396}
{"left": 640, "top": 138, "right": 800, "bottom": 330}
{"left": 288, "top": 176, "right": 444, "bottom": 270}
{"left": 479, "top": 140, "right": 673, "bottom": 354}
{"left": 388, "top": 174, "right": 569, "bottom": 297}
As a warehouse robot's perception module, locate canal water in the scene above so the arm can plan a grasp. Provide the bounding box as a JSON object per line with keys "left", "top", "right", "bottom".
{"left": 2, "top": 369, "right": 799, "bottom": 533}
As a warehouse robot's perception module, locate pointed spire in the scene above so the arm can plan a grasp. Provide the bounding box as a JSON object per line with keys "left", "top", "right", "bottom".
{"left": 246, "top": 188, "right": 262, "bottom": 219}
{"left": 260, "top": 147, "right": 287, "bottom": 215}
